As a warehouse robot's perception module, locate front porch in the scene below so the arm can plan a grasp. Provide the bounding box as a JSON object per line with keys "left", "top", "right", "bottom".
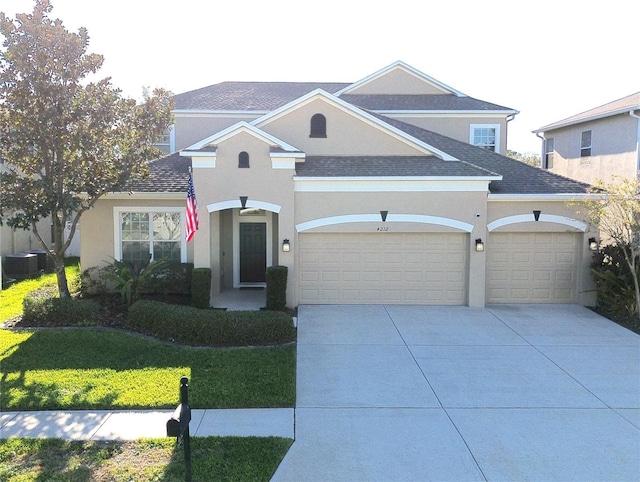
{"left": 211, "top": 288, "right": 265, "bottom": 311}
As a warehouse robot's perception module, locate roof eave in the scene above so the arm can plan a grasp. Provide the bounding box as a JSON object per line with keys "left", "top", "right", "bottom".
{"left": 534, "top": 106, "right": 640, "bottom": 133}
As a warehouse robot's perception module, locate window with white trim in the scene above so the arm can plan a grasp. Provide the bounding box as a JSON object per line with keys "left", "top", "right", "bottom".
{"left": 117, "top": 209, "right": 185, "bottom": 263}
{"left": 580, "top": 130, "right": 592, "bottom": 157}
{"left": 470, "top": 124, "right": 500, "bottom": 152}
{"left": 155, "top": 125, "right": 174, "bottom": 154}
{"left": 544, "top": 138, "right": 554, "bottom": 169}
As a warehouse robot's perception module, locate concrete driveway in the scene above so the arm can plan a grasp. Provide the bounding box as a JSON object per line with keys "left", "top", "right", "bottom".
{"left": 271, "top": 304, "right": 640, "bottom": 482}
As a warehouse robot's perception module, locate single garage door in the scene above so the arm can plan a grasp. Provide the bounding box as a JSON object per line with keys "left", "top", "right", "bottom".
{"left": 487, "top": 232, "right": 580, "bottom": 303}
{"left": 299, "top": 232, "right": 468, "bottom": 304}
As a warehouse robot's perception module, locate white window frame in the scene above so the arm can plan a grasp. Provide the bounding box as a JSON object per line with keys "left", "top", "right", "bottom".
{"left": 470, "top": 124, "right": 501, "bottom": 153}
{"left": 113, "top": 207, "right": 187, "bottom": 263}
{"left": 544, "top": 137, "right": 555, "bottom": 169}
{"left": 580, "top": 130, "right": 592, "bottom": 158}
{"left": 155, "top": 124, "right": 175, "bottom": 154}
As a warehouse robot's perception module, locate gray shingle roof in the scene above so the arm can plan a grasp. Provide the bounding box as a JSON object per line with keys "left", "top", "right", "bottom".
{"left": 173, "top": 82, "right": 515, "bottom": 113}
{"left": 534, "top": 91, "right": 640, "bottom": 132}
{"left": 125, "top": 152, "right": 190, "bottom": 192}
{"left": 294, "top": 156, "right": 498, "bottom": 177}
{"left": 373, "top": 114, "right": 590, "bottom": 194}
{"left": 341, "top": 94, "right": 516, "bottom": 112}
{"left": 174, "top": 82, "right": 348, "bottom": 110}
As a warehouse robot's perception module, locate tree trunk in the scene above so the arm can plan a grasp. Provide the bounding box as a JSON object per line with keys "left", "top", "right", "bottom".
{"left": 55, "top": 256, "right": 71, "bottom": 299}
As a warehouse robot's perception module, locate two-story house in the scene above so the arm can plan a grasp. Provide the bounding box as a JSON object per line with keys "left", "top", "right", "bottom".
{"left": 81, "top": 61, "right": 596, "bottom": 308}
{"left": 534, "top": 92, "right": 640, "bottom": 184}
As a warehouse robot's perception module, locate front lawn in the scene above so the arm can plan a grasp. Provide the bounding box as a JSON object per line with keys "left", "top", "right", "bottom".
{"left": 0, "top": 437, "right": 292, "bottom": 481}
{"left": 1, "top": 328, "right": 295, "bottom": 410}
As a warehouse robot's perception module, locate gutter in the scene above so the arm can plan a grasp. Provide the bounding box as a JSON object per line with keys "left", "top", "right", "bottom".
{"left": 629, "top": 109, "right": 640, "bottom": 174}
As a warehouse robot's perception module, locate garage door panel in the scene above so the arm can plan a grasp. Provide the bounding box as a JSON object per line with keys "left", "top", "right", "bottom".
{"left": 487, "top": 232, "right": 579, "bottom": 304}
{"left": 299, "top": 233, "right": 468, "bottom": 305}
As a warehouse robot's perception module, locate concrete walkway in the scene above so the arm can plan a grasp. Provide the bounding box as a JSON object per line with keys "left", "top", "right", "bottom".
{"left": 272, "top": 304, "right": 640, "bottom": 482}
{"left": 0, "top": 408, "right": 294, "bottom": 440}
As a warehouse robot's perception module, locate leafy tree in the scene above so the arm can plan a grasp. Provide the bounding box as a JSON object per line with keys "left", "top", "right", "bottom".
{"left": 582, "top": 177, "right": 640, "bottom": 319}
{"left": 0, "top": 0, "right": 173, "bottom": 298}
{"left": 506, "top": 150, "right": 541, "bottom": 167}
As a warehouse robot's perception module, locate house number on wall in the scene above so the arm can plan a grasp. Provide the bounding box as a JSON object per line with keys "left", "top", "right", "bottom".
{"left": 376, "top": 226, "right": 389, "bottom": 231}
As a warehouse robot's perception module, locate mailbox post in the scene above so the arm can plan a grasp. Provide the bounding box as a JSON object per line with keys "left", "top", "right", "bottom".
{"left": 166, "top": 376, "right": 192, "bottom": 482}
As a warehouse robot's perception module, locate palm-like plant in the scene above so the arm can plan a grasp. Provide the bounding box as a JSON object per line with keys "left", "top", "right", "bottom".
{"left": 101, "top": 258, "right": 168, "bottom": 305}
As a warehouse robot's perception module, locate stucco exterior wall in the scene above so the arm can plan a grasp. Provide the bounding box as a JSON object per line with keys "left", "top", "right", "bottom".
{"left": 174, "top": 114, "right": 261, "bottom": 151}
{"left": 190, "top": 131, "right": 297, "bottom": 305}
{"left": 389, "top": 115, "right": 509, "bottom": 154}
{"left": 347, "top": 68, "right": 448, "bottom": 95}
{"left": 294, "top": 189, "right": 489, "bottom": 306}
{"left": 260, "top": 99, "right": 426, "bottom": 156}
{"left": 546, "top": 114, "right": 638, "bottom": 184}
{"left": 81, "top": 197, "right": 186, "bottom": 271}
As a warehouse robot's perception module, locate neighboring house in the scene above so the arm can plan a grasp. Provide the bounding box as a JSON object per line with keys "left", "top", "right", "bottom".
{"left": 534, "top": 92, "right": 640, "bottom": 185}
{"left": 81, "top": 61, "right": 596, "bottom": 308}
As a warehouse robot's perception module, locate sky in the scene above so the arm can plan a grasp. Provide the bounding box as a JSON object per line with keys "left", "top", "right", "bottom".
{"left": 2, "top": 0, "right": 638, "bottom": 154}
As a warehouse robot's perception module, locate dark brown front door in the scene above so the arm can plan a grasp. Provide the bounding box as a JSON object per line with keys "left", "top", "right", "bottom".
{"left": 240, "top": 223, "right": 266, "bottom": 283}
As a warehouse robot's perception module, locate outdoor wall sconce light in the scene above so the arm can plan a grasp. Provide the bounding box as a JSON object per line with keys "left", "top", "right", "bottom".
{"left": 475, "top": 238, "right": 485, "bottom": 252}
{"left": 282, "top": 239, "right": 291, "bottom": 252}
{"left": 589, "top": 237, "right": 598, "bottom": 251}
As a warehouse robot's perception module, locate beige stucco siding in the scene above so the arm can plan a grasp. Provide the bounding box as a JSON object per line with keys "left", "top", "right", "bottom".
{"left": 81, "top": 197, "right": 187, "bottom": 271}
{"left": 294, "top": 190, "right": 485, "bottom": 230}
{"left": 347, "top": 68, "right": 449, "bottom": 95}
{"left": 388, "top": 115, "right": 509, "bottom": 154}
{"left": 174, "top": 114, "right": 261, "bottom": 151}
{"left": 261, "top": 99, "right": 427, "bottom": 156}
{"left": 190, "top": 131, "right": 297, "bottom": 304}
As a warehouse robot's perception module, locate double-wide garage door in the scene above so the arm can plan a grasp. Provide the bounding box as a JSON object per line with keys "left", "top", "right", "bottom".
{"left": 299, "top": 232, "right": 468, "bottom": 304}
{"left": 487, "top": 232, "right": 580, "bottom": 303}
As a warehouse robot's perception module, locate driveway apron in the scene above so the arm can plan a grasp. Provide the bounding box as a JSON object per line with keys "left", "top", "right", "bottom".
{"left": 271, "top": 304, "right": 640, "bottom": 482}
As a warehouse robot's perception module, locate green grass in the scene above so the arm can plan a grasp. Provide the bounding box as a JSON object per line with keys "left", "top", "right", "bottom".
{"left": 1, "top": 329, "right": 295, "bottom": 410}
{"left": 0, "top": 436, "right": 292, "bottom": 481}
{"left": 1, "top": 258, "right": 80, "bottom": 322}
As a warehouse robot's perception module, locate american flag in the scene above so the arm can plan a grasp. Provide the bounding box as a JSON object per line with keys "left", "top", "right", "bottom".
{"left": 186, "top": 170, "right": 199, "bottom": 242}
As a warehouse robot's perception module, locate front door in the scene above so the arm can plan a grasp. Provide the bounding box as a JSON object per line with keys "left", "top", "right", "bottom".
{"left": 239, "top": 222, "right": 266, "bottom": 283}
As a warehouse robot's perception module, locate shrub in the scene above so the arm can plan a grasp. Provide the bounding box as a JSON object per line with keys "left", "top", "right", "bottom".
{"left": 22, "top": 286, "right": 100, "bottom": 326}
{"left": 591, "top": 244, "right": 639, "bottom": 318}
{"left": 100, "top": 258, "right": 169, "bottom": 306}
{"left": 266, "top": 265, "right": 288, "bottom": 311}
{"left": 143, "top": 262, "right": 194, "bottom": 295}
{"left": 128, "top": 300, "right": 295, "bottom": 347}
{"left": 191, "top": 268, "right": 212, "bottom": 309}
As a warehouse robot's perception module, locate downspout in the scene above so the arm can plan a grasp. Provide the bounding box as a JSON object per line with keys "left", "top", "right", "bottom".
{"left": 629, "top": 109, "right": 640, "bottom": 176}
{"left": 505, "top": 113, "right": 517, "bottom": 154}
{"left": 535, "top": 132, "right": 546, "bottom": 168}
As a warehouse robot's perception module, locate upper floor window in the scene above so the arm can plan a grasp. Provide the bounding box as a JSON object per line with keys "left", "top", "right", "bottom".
{"left": 470, "top": 124, "right": 500, "bottom": 153}
{"left": 154, "top": 125, "right": 174, "bottom": 154}
{"left": 310, "top": 113, "right": 327, "bottom": 138}
{"left": 580, "top": 130, "right": 592, "bottom": 157}
{"left": 238, "top": 151, "right": 250, "bottom": 168}
{"left": 544, "top": 138, "right": 554, "bottom": 169}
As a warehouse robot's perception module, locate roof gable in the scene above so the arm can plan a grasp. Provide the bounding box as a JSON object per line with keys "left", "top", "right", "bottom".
{"left": 252, "top": 89, "right": 459, "bottom": 161}
{"left": 336, "top": 61, "right": 466, "bottom": 97}
{"left": 181, "top": 121, "right": 301, "bottom": 153}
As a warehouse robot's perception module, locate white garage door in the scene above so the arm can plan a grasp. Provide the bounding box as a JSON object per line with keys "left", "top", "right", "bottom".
{"left": 299, "top": 232, "right": 468, "bottom": 304}
{"left": 487, "top": 232, "right": 580, "bottom": 303}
